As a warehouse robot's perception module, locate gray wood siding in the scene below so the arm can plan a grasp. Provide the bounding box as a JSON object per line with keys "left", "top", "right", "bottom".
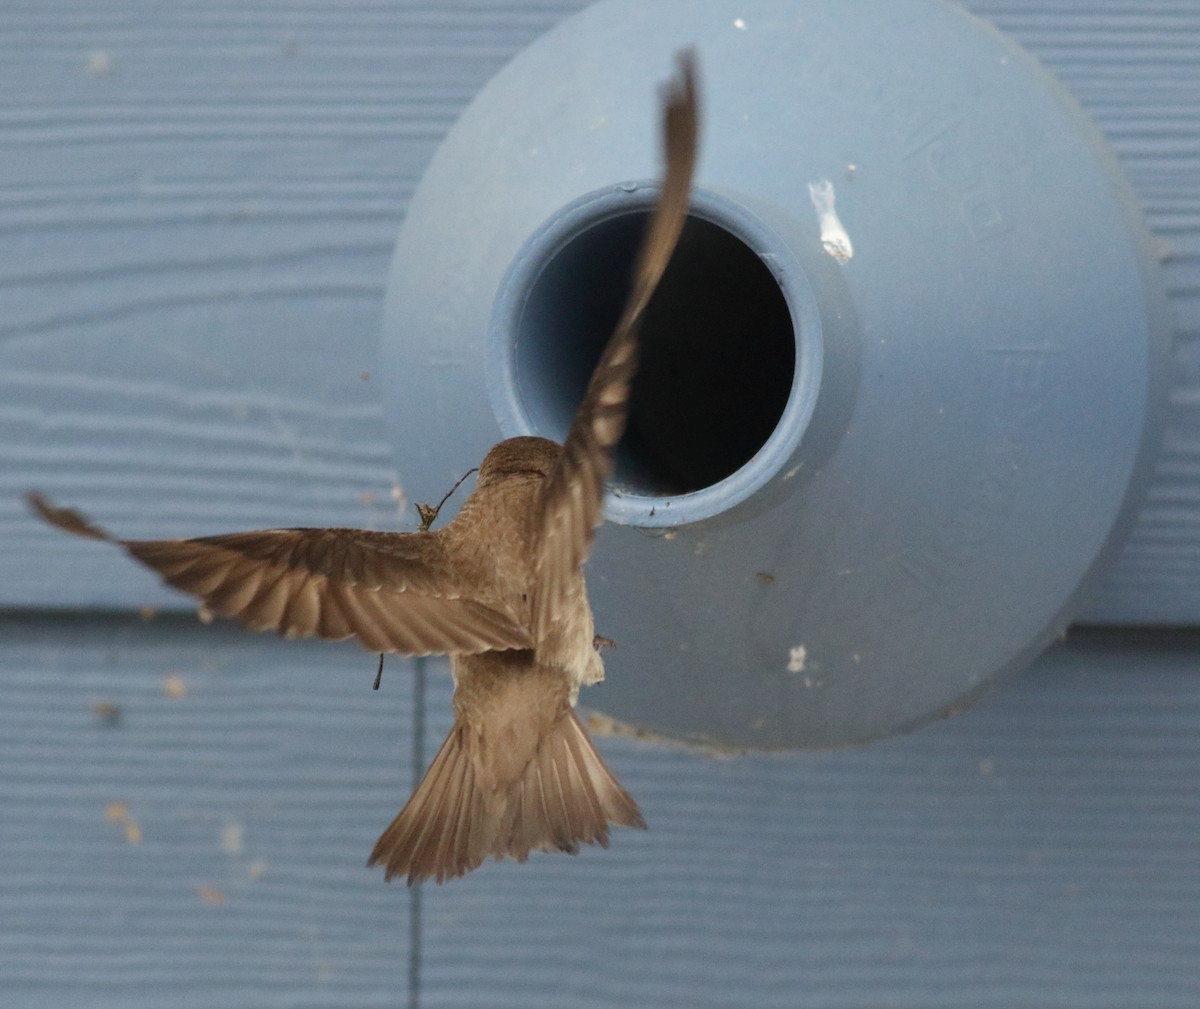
{"left": 3, "top": 0, "right": 1199, "bottom": 622}
{"left": 4, "top": 5, "right": 1199, "bottom": 1006}
{"left": 2, "top": 616, "right": 1197, "bottom": 1007}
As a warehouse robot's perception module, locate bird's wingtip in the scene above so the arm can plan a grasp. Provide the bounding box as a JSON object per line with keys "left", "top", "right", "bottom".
{"left": 25, "top": 491, "right": 112, "bottom": 541}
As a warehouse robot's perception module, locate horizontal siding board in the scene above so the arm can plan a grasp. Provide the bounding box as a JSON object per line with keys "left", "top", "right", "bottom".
{"left": 2, "top": 0, "right": 1200, "bottom": 622}
{"left": 0, "top": 613, "right": 415, "bottom": 1008}
{"left": 1, "top": 614, "right": 1199, "bottom": 1006}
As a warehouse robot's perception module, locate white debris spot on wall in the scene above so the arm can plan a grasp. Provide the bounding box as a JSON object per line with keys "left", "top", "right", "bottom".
{"left": 808, "top": 178, "right": 854, "bottom": 263}
{"left": 220, "top": 822, "right": 245, "bottom": 857}
{"left": 85, "top": 50, "right": 111, "bottom": 76}
{"left": 787, "top": 645, "right": 807, "bottom": 673}
{"left": 733, "top": 17, "right": 748, "bottom": 30}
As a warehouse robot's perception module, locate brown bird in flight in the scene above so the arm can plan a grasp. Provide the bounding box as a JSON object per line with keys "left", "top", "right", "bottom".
{"left": 27, "top": 52, "right": 699, "bottom": 884}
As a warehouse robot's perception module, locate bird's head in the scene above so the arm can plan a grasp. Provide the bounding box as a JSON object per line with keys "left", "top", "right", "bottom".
{"left": 477, "top": 436, "right": 562, "bottom": 487}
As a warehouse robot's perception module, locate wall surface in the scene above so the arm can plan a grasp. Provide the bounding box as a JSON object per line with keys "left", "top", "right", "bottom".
{"left": 3, "top": 618, "right": 1200, "bottom": 1008}
{"left": 3, "top": 2, "right": 1199, "bottom": 1007}
{"left": 2, "top": 0, "right": 1199, "bottom": 621}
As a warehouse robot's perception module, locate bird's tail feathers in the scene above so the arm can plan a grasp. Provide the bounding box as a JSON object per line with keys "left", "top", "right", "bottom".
{"left": 369, "top": 708, "right": 643, "bottom": 885}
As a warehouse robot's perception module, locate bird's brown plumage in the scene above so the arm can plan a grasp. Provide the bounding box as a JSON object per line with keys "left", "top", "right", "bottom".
{"left": 533, "top": 54, "right": 699, "bottom": 640}
{"left": 26, "top": 50, "right": 700, "bottom": 884}
{"left": 25, "top": 493, "right": 533, "bottom": 656}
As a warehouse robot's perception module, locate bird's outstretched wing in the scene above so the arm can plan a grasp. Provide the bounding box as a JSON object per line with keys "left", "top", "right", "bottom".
{"left": 533, "top": 50, "right": 700, "bottom": 634}
{"left": 26, "top": 493, "right": 533, "bottom": 655}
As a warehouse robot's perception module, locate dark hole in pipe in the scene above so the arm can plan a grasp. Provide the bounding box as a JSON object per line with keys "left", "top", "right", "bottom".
{"left": 514, "top": 213, "right": 795, "bottom": 497}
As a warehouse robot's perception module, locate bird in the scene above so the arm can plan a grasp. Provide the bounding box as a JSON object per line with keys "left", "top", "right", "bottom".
{"left": 27, "top": 51, "right": 700, "bottom": 884}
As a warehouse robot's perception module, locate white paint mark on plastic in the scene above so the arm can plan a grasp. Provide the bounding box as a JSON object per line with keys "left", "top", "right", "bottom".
{"left": 787, "top": 645, "right": 807, "bottom": 673}
{"left": 808, "top": 178, "right": 854, "bottom": 263}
